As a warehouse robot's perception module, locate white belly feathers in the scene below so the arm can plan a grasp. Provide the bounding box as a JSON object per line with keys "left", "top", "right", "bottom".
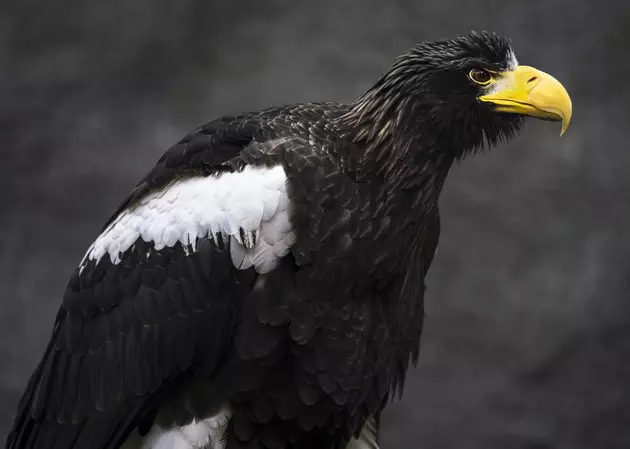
{"left": 125, "top": 410, "right": 379, "bottom": 449}
{"left": 138, "top": 409, "right": 230, "bottom": 449}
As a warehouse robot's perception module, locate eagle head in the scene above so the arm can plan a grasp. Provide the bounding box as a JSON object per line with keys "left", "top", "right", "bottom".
{"left": 350, "top": 31, "right": 572, "bottom": 161}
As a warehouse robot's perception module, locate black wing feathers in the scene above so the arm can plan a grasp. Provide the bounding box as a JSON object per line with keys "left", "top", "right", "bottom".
{"left": 6, "top": 110, "right": 273, "bottom": 449}
{"left": 8, "top": 238, "right": 257, "bottom": 449}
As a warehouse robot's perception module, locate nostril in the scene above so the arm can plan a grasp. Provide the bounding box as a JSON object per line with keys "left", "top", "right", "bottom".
{"left": 527, "top": 76, "right": 539, "bottom": 84}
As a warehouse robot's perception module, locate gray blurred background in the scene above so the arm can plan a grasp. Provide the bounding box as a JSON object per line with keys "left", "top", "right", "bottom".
{"left": 2, "top": 1, "right": 630, "bottom": 448}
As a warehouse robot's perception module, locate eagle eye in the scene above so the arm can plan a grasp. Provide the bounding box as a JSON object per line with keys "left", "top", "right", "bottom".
{"left": 469, "top": 68, "right": 492, "bottom": 85}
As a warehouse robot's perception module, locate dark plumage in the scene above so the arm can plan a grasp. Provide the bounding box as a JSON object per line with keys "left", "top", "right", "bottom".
{"left": 6, "top": 31, "right": 571, "bottom": 449}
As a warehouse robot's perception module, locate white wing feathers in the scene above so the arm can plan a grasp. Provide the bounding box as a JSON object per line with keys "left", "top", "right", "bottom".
{"left": 82, "top": 165, "right": 295, "bottom": 274}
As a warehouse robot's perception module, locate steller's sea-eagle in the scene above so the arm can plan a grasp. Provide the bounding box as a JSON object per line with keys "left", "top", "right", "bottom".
{"left": 6, "top": 31, "right": 572, "bottom": 449}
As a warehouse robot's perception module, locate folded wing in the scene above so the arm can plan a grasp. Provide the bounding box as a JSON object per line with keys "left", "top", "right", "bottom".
{"left": 6, "top": 116, "right": 300, "bottom": 449}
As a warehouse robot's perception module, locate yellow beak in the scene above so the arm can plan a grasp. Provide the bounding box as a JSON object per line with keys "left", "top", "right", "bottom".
{"left": 479, "top": 66, "right": 572, "bottom": 135}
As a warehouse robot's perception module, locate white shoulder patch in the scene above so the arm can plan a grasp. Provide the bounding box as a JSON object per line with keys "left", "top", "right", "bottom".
{"left": 81, "top": 165, "right": 295, "bottom": 274}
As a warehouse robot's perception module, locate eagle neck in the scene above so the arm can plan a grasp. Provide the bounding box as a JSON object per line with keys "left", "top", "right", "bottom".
{"left": 338, "top": 92, "right": 460, "bottom": 200}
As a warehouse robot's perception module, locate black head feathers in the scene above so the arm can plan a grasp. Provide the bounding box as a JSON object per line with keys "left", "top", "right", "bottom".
{"left": 345, "top": 31, "right": 524, "bottom": 179}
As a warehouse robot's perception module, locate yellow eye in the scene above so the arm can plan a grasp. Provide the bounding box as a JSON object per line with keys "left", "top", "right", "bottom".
{"left": 469, "top": 68, "right": 492, "bottom": 85}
